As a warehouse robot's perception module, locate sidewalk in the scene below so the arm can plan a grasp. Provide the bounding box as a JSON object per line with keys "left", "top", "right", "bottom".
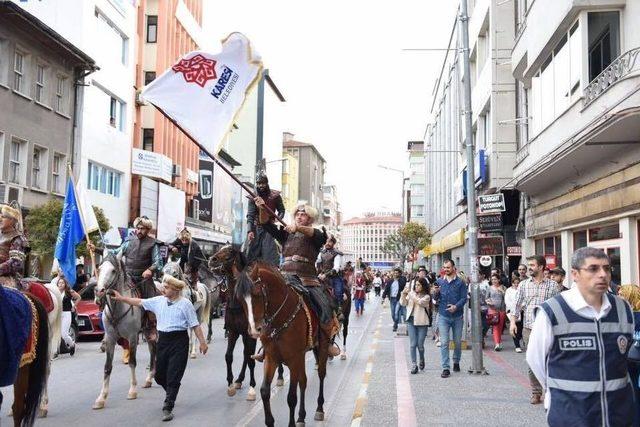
{"left": 358, "top": 301, "right": 547, "bottom": 426}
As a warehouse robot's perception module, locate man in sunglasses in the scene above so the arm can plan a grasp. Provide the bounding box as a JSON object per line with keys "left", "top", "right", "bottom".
{"left": 526, "top": 247, "right": 635, "bottom": 427}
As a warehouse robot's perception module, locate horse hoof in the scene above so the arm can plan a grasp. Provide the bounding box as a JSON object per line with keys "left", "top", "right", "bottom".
{"left": 296, "top": 423, "right": 306, "bottom": 427}
{"left": 143, "top": 381, "right": 152, "bottom": 388}
{"left": 246, "top": 387, "right": 257, "bottom": 401}
{"left": 234, "top": 382, "right": 242, "bottom": 389}
{"left": 276, "top": 378, "right": 284, "bottom": 387}
{"left": 38, "top": 408, "right": 48, "bottom": 418}
{"left": 314, "top": 411, "right": 324, "bottom": 421}
{"left": 92, "top": 401, "right": 105, "bottom": 410}
{"left": 340, "top": 351, "right": 347, "bottom": 360}
{"left": 190, "top": 353, "right": 197, "bottom": 359}
{"left": 227, "top": 386, "right": 237, "bottom": 397}
{"left": 127, "top": 391, "right": 137, "bottom": 400}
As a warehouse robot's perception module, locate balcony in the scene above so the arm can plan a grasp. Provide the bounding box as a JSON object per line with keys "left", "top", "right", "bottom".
{"left": 583, "top": 47, "right": 640, "bottom": 107}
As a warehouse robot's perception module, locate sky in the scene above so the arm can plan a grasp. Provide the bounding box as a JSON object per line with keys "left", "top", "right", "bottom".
{"left": 203, "top": 1, "right": 458, "bottom": 219}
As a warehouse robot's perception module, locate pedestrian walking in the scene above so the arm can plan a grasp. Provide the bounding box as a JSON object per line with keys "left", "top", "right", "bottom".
{"left": 549, "top": 267, "right": 568, "bottom": 292}
{"left": 618, "top": 284, "right": 640, "bottom": 427}
{"left": 353, "top": 273, "right": 366, "bottom": 316}
{"left": 382, "top": 268, "right": 406, "bottom": 332}
{"left": 373, "top": 272, "right": 382, "bottom": 297}
{"left": 509, "top": 254, "right": 561, "bottom": 404}
{"left": 526, "top": 247, "right": 635, "bottom": 426}
{"left": 400, "top": 277, "right": 430, "bottom": 374}
{"left": 432, "top": 259, "right": 467, "bottom": 378}
{"left": 505, "top": 276, "right": 523, "bottom": 353}
{"left": 109, "top": 276, "right": 208, "bottom": 422}
{"left": 486, "top": 273, "right": 506, "bottom": 351}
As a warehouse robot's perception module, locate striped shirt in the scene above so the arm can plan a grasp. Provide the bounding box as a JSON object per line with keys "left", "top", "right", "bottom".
{"left": 141, "top": 296, "right": 199, "bottom": 332}
{"left": 513, "top": 277, "right": 560, "bottom": 329}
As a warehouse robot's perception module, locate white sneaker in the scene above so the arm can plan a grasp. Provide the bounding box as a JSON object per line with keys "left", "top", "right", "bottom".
{"left": 494, "top": 343, "right": 502, "bottom": 351}
{"left": 515, "top": 347, "right": 522, "bottom": 353}
{"left": 436, "top": 340, "right": 442, "bottom": 347}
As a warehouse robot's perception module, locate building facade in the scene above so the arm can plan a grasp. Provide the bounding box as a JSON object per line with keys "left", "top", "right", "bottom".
{"left": 6, "top": 0, "right": 134, "bottom": 246}
{"left": 283, "top": 133, "right": 326, "bottom": 215}
{"left": 511, "top": 0, "right": 640, "bottom": 285}
{"left": 342, "top": 213, "right": 403, "bottom": 271}
{"left": 424, "top": 0, "right": 519, "bottom": 275}
{"left": 407, "top": 141, "right": 425, "bottom": 224}
{"left": 280, "top": 149, "right": 299, "bottom": 222}
{"left": 322, "top": 184, "right": 341, "bottom": 243}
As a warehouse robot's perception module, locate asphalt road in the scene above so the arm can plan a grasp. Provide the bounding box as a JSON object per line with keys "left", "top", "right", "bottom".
{"left": 1, "top": 297, "right": 381, "bottom": 427}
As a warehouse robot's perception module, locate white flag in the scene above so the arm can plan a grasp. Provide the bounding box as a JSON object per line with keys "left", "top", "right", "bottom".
{"left": 141, "top": 32, "right": 263, "bottom": 154}
{"left": 75, "top": 181, "right": 100, "bottom": 233}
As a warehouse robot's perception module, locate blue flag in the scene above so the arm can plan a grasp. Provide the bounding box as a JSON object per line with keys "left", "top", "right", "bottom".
{"left": 54, "top": 179, "right": 85, "bottom": 287}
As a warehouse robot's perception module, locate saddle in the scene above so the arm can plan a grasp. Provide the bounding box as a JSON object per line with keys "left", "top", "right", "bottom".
{"left": 20, "top": 280, "right": 54, "bottom": 313}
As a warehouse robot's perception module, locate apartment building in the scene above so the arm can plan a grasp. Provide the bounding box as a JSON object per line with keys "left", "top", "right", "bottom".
{"left": 341, "top": 213, "right": 403, "bottom": 270}
{"left": 512, "top": 0, "right": 640, "bottom": 285}
{"left": 282, "top": 132, "right": 326, "bottom": 215}
{"left": 424, "top": 0, "right": 519, "bottom": 275}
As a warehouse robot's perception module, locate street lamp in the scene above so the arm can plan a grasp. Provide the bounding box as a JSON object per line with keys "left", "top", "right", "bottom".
{"left": 377, "top": 165, "right": 406, "bottom": 220}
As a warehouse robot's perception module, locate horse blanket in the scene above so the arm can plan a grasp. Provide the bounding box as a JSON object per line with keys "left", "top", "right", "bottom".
{"left": 0, "top": 286, "right": 32, "bottom": 386}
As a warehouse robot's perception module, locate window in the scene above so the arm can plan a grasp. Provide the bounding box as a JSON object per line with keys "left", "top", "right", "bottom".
{"left": 55, "top": 76, "right": 66, "bottom": 113}
{"left": 410, "top": 183, "right": 424, "bottom": 195}
{"left": 146, "top": 15, "right": 158, "bottom": 43}
{"left": 530, "top": 21, "right": 582, "bottom": 134}
{"left": 52, "top": 154, "right": 63, "bottom": 193}
{"left": 108, "top": 97, "right": 126, "bottom": 131}
{"left": 87, "top": 161, "right": 122, "bottom": 197}
{"left": 35, "top": 64, "right": 45, "bottom": 103}
{"left": 142, "top": 128, "right": 154, "bottom": 151}
{"left": 534, "top": 235, "right": 562, "bottom": 267}
{"left": 282, "top": 158, "right": 289, "bottom": 174}
{"left": 411, "top": 205, "right": 424, "bottom": 217}
{"left": 144, "top": 71, "right": 156, "bottom": 85}
{"left": 573, "top": 230, "right": 587, "bottom": 249}
{"left": 9, "top": 138, "right": 25, "bottom": 184}
{"left": 96, "top": 10, "right": 129, "bottom": 66}
{"left": 32, "top": 147, "right": 47, "bottom": 189}
{"left": 588, "top": 223, "right": 620, "bottom": 241}
{"left": 13, "top": 51, "right": 24, "bottom": 92}
{"left": 515, "top": 81, "right": 529, "bottom": 148}
{"left": 109, "top": 97, "right": 117, "bottom": 126}
{"left": 588, "top": 12, "right": 620, "bottom": 82}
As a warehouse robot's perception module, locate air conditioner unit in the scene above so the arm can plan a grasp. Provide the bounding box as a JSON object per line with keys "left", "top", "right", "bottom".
{"left": 0, "top": 184, "right": 23, "bottom": 205}
{"left": 135, "top": 90, "right": 146, "bottom": 106}
{"left": 172, "top": 164, "right": 182, "bottom": 177}
{"left": 189, "top": 199, "right": 200, "bottom": 219}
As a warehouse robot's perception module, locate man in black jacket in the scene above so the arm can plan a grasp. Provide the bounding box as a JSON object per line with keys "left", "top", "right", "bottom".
{"left": 382, "top": 268, "right": 407, "bottom": 331}
{"left": 168, "top": 228, "right": 205, "bottom": 287}
{"left": 245, "top": 175, "right": 285, "bottom": 266}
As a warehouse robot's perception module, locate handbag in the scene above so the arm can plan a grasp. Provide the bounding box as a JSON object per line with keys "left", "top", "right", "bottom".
{"left": 486, "top": 311, "right": 500, "bottom": 326}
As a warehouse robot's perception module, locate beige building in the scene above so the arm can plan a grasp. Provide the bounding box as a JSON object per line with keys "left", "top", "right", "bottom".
{"left": 280, "top": 150, "right": 299, "bottom": 222}
{"left": 512, "top": 0, "right": 640, "bottom": 285}
{"left": 283, "top": 133, "right": 326, "bottom": 216}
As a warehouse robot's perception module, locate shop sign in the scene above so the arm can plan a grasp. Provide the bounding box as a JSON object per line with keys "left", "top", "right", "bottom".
{"left": 475, "top": 149, "right": 487, "bottom": 188}
{"left": 186, "top": 168, "right": 199, "bottom": 183}
{"left": 478, "top": 193, "right": 506, "bottom": 213}
{"left": 506, "top": 246, "right": 522, "bottom": 256}
{"left": 131, "top": 148, "right": 172, "bottom": 183}
{"left": 478, "top": 213, "right": 503, "bottom": 232}
{"left": 545, "top": 254, "right": 558, "bottom": 270}
{"left": 479, "top": 255, "right": 493, "bottom": 267}
{"left": 478, "top": 236, "right": 504, "bottom": 256}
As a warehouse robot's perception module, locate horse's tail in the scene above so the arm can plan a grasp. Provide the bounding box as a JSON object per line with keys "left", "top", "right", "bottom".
{"left": 45, "top": 282, "right": 63, "bottom": 360}
{"left": 22, "top": 295, "right": 49, "bottom": 427}
{"left": 201, "top": 283, "right": 212, "bottom": 327}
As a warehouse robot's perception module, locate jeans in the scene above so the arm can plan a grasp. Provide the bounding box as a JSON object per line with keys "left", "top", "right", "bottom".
{"left": 407, "top": 317, "right": 428, "bottom": 365}
{"left": 438, "top": 315, "right": 463, "bottom": 370}
{"left": 389, "top": 297, "right": 399, "bottom": 328}
{"left": 354, "top": 298, "right": 364, "bottom": 313}
{"left": 397, "top": 304, "right": 407, "bottom": 324}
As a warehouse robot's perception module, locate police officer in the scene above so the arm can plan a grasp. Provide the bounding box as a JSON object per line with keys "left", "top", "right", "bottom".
{"left": 527, "top": 247, "right": 635, "bottom": 426}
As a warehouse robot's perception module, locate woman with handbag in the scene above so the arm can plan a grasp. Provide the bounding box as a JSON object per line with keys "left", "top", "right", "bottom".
{"left": 618, "top": 284, "right": 640, "bottom": 427}
{"left": 400, "top": 277, "right": 431, "bottom": 374}
{"left": 486, "top": 274, "right": 507, "bottom": 351}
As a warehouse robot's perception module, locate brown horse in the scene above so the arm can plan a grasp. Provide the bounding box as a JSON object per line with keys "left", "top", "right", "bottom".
{"left": 212, "top": 245, "right": 330, "bottom": 427}
{"left": 8, "top": 292, "right": 50, "bottom": 427}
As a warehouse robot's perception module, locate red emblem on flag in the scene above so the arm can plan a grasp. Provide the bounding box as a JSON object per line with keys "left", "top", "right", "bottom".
{"left": 172, "top": 54, "right": 217, "bottom": 88}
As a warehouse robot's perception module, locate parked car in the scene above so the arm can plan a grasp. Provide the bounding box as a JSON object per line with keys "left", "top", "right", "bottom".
{"left": 76, "top": 297, "right": 103, "bottom": 338}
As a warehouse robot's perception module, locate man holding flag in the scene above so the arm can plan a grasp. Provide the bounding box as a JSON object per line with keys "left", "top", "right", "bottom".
{"left": 54, "top": 179, "right": 86, "bottom": 287}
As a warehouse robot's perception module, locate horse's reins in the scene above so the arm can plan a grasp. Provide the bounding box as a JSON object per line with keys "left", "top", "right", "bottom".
{"left": 101, "top": 258, "right": 138, "bottom": 333}
{"left": 257, "top": 276, "right": 305, "bottom": 341}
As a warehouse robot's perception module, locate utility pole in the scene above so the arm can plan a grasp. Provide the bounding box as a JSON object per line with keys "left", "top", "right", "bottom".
{"left": 460, "top": 0, "right": 485, "bottom": 374}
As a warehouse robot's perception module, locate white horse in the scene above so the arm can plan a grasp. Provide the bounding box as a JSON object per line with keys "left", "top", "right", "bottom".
{"left": 161, "top": 261, "right": 211, "bottom": 359}
{"left": 39, "top": 280, "right": 62, "bottom": 417}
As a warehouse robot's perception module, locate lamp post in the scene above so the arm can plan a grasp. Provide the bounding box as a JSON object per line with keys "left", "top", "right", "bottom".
{"left": 377, "top": 165, "right": 406, "bottom": 220}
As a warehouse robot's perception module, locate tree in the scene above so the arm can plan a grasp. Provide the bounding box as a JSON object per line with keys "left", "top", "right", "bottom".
{"left": 24, "top": 199, "right": 111, "bottom": 258}
{"left": 380, "top": 222, "right": 432, "bottom": 271}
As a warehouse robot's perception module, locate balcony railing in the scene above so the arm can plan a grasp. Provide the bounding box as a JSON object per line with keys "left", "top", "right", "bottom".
{"left": 584, "top": 47, "right": 640, "bottom": 107}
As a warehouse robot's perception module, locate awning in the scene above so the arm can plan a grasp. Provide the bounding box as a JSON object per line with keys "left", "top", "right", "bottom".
{"left": 422, "top": 228, "right": 466, "bottom": 256}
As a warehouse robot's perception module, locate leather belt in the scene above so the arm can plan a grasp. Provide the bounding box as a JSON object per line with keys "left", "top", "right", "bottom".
{"left": 284, "top": 255, "right": 311, "bottom": 263}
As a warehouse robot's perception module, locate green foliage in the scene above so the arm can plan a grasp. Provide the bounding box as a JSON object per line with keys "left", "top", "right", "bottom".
{"left": 380, "top": 222, "right": 432, "bottom": 268}
{"left": 24, "top": 199, "right": 111, "bottom": 258}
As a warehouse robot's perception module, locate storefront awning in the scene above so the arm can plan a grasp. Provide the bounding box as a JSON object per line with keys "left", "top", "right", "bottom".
{"left": 422, "top": 228, "right": 466, "bottom": 256}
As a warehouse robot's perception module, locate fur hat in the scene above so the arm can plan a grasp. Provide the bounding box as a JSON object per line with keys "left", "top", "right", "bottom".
{"left": 163, "top": 275, "right": 186, "bottom": 290}
{"left": 1, "top": 204, "right": 23, "bottom": 232}
{"left": 179, "top": 228, "right": 191, "bottom": 239}
{"left": 133, "top": 216, "right": 154, "bottom": 230}
{"left": 295, "top": 203, "right": 318, "bottom": 222}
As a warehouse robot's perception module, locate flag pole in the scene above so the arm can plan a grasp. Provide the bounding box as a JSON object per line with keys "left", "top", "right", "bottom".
{"left": 67, "top": 164, "right": 98, "bottom": 277}
{"left": 151, "top": 105, "right": 288, "bottom": 227}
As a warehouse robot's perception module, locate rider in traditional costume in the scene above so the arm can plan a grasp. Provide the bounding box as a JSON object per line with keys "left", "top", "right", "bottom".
{"left": 256, "top": 199, "right": 340, "bottom": 357}
{"left": 168, "top": 228, "right": 205, "bottom": 288}
{"left": 316, "top": 235, "right": 346, "bottom": 320}
{"left": 246, "top": 174, "right": 285, "bottom": 267}
{"left": 0, "top": 205, "right": 31, "bottom": 410}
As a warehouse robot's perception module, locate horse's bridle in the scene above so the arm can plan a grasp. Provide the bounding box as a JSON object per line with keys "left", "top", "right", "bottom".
{"left": 101, "top": 256, "right": 138, "bottom": 331}
{"left": 254, "top": 275, "right": 304, "bottom": 341}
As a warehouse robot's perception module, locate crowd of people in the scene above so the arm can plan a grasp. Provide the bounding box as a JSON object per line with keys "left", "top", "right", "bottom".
{"left": 373, "top": 248, "right": 639, "bottom": 426}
